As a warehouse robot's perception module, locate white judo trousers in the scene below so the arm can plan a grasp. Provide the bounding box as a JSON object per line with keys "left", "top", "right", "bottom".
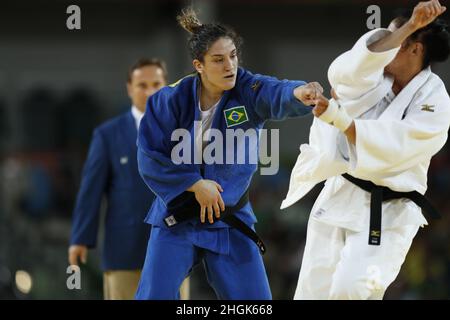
{"left": 296, "top": 219, "right": 420, "bottom": 300}
{"left": 282, "top": 28, "right": 450, "bottom": 300}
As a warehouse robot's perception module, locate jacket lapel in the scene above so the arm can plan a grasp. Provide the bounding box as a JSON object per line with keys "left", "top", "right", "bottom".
{"left": 379, "top": 67, "right": 431, "bottom": 120}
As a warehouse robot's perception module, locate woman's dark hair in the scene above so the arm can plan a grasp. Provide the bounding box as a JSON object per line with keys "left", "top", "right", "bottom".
{"left": 392, "top": 9, "right": 450, "bottom": 68}
{"left": 177, "top": 7, "right": 242, "bottom": 61}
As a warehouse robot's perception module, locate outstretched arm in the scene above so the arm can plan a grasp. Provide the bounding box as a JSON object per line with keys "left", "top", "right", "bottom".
{"left": 238, "top": 69, "right": 324, "bottom": 122}
{"left": 318, "top": 0, "right": 447, "bottom": 144}
{"left": 369, "top": 0, "right": 447, "bottom": 53}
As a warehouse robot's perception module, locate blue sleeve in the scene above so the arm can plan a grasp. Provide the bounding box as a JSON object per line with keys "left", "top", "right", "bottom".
{"left": 238, "top": 69, "right": 311, "bottom": 122}
{"left": 70, "top": 129, "right": 109, "bottom": 248}
{"left": 137, "top": 91, "right": 202, "bottom": 207}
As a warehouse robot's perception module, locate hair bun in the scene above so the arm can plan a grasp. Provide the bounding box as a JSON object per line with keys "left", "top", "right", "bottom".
{"left": 177, "top": 7, "right": 203, "bottom": 34}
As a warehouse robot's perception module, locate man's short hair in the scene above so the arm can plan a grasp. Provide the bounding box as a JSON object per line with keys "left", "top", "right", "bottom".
{"left": 127, "top": 58, "right": 168, "bottom": 83}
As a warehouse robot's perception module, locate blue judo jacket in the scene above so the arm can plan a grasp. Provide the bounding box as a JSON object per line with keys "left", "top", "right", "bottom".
{"left": 137, "top": 68, "right": 310, "bottom": 253}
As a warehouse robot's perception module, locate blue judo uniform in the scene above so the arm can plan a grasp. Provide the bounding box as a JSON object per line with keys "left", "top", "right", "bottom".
{"left": 135, "top": 68, "right": 311, "bottom": 299}
{"left": 71, "top": 111, "right": 155, "bottom": 271}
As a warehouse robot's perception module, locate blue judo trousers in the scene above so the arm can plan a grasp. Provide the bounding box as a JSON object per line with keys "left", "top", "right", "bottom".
{"left": 135, "top": 67, "right": 311, "bottom": 299}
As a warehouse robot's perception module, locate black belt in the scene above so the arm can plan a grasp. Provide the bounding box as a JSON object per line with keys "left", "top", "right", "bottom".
{"left": 164, "top": 188, "right": 266, "bottom": 255}
{"left": 342, "top": 174, "right": 440, "bottom": 246}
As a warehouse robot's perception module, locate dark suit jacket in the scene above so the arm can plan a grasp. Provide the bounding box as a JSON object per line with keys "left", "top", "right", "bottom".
{"left": 71, "top": 110, "right": 154, "bottom": 270}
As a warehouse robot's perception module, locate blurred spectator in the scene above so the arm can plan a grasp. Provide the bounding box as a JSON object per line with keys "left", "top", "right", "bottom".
{"left": 20, "top": 88, "right": 59, "bottom": 151}
{"left": 58, "top": 87, "right": 101, "bottom": 151}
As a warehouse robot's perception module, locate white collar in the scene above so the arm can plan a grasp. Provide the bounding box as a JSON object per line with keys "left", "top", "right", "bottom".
{"left": 131, "top": 105, "right": 144, "bottom": 129}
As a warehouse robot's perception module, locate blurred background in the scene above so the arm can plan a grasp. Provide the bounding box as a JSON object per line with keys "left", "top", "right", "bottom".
{"left": 0, "top": 0, "right": 449, "bottom": 300}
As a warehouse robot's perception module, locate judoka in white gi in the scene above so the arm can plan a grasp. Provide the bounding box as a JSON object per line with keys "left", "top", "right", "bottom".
{"left": 281, "top": 0, "right": 450, "bottom": 299}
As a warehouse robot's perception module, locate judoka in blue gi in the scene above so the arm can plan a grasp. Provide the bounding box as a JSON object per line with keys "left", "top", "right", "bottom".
{"left": 135, "top": 8, "right": 324, "bottom": 300}
{"left": 69, "top": 58, "right": 167, "bottom": 299}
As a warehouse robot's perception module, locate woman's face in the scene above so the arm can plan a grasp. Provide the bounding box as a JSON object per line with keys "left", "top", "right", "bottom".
{"left": 384, "top": 19, "right": 424, "bottom": 76}
{"left": 194, "top": 37, "right": 239, "bottom": 92}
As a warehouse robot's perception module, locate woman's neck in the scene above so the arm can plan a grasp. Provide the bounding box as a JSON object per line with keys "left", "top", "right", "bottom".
{"left": 391, "top": 64, "right": 422, "bottom": 95}
{"left": 200, "top": 79, "right": 223, "bottom": 111}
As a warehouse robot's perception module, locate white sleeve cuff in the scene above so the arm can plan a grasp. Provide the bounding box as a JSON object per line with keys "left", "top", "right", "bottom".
{"left": 318, "top": 99, "right": 353, "bottom": 132}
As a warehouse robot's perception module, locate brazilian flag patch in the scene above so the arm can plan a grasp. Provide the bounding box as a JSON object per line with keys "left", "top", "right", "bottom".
{"left": 224, "top": 106, "right": 249, "bottom": 128}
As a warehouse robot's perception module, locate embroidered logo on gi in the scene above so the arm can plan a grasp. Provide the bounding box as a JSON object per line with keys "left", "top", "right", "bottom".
{"left": 370, "top": 230, "right": 380, "bottom": 237}
{"left": 120, "top": 156, "right": 128, "bottom": 165}
{"left": 421, "top": 104, "right": 435, "bottom": 112}
{"left": 251, "top": 81, "right": 261, "bottom": 91}
{"left": 224, "top": 106, "right": 249, "bottom": 127}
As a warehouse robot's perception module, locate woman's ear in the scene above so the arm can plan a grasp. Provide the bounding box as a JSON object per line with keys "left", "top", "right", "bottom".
{"left": 193, "top": 59, "right": 203, "bottom": 73}
{"left": 411, "top": 42, "right": 424, "bottom": 57}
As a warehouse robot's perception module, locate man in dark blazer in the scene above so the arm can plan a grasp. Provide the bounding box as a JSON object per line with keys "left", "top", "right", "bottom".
{"left": 68, "top": 58, "right": 168, "bottom": 299}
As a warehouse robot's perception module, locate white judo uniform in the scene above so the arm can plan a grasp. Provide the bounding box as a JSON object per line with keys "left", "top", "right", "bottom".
{"left": 281, "top": 28, "right": 450, "bottom": 300}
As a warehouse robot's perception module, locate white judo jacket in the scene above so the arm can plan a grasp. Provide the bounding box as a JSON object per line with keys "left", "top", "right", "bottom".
{"left": 281, "top": 28, "right": 450, "bottom": 232}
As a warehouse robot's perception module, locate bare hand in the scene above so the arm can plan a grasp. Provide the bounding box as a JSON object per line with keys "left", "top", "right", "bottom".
{"left": 188, "top": 179, "right": 225, "bottom": 224}
{"left": 330, "top": 88, "right": 338, "bottom": 100}
{"left": 409, "top": 0, "right": 446, "bottom": 30}
{"left": 294, "top": 82, "right": 324, "bottom": 106}
{"left": 68, "top": 245, "right": 88, "bottom": 266}
{"left": 312, "top": 93, "right": 330, "bottom": 118}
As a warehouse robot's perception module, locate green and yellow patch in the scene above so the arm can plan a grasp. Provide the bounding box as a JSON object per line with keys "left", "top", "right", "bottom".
{"left": 224, "top": 106, "right": 249, "bottom": 127}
